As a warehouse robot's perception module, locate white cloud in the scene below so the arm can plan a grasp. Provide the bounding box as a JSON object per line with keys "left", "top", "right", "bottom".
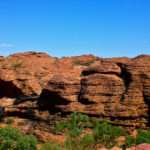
{"left": 0, "top": 43, "right": 14, "bottom": 48}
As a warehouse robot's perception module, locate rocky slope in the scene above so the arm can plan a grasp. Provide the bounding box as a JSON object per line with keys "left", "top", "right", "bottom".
{"left": 0, "top": 51, "right": 150, "bottom": 132}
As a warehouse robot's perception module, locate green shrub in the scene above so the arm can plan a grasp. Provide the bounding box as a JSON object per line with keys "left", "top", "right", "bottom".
{"left": 73, "top": 60, "right": 95, "bottom": 66}
{"left": 40, "top": 142, "right": 61, "bottom": 150}
{"left": 64, "top": 137, "right": 78, "bottom": 150}
{"left": 54, "top": 112, "right": 90, "bottom": 137}
{"left": 125, "top": 135, "right": 135, "bottom": 147}
{"left": 0, "top": 126, "right": 37, "bottom": 150}
{"left": 136, "top": 130, "right": 150, "bottom": 144}
{"left": 125, "top": 129, "right": 150, "bottom": 148}
{"left": 6, "top": 117, "right": 14, "bottom": 124}
{"left": 54, "top": 113, "right": 128, "bottom": 149}
{"left": 79, "top": 134, "right": 95, "bottom": 149}
{"left": 93, "top": 120, "right": 126, "bottom": 148}
{"left": 54, "top": 121, "right": 68, "bottom": 134}
{"left": 64, "top": 134, "right": 95, "bottom": 150}
{"left": 64, "top": 113, "right": 83, "bottom": 137}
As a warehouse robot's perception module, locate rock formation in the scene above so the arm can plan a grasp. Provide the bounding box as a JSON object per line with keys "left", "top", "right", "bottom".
{"left": 38, "top": 54, "right": 150, "bottom": 128}
{"left": 0, "top": 51, "right": 150, "bottom": 129}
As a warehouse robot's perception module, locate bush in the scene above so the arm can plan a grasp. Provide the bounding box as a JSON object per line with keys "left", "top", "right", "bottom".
{"left": 40, "top": 142, "right": 61, "bottom": 150}
{"left": 73, "top": 60, "right": 95, "bottom": 66}
{"left": 125, "top": 129, "right": 150, "bottom": 148}
{"left": 54, "top": 121, "right": 68, "bottom": 134}
{"left": 0, "top": 126, "right": 37, "bottom": 150}
{"left": 79, "top": 134, "right": 95, "bottom": 149}
{"left": 125, "top": 135, "right": 135, "bottom": 147}
{"left": 54, "top": 112, "right": 90, "bottom": 137}
{"left": 136, "top": 130, "right": 150, "bottom": 144}
{"left": 64, "top": 134, "right": 95, "bottom": 150}
{"left": 6, "top": 117, "right": 14, "bottom": 125}
{"left": 67, "top": 112, "right": 86, "bottom": 137}
{"left": 54, "top": 113, "right": 128, "bottom": 149}
{"left": 93, "top": 120, "right": 127, "bottom": 148}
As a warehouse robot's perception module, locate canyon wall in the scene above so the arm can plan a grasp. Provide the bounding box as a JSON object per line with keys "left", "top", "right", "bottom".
{"left": 0, "top": 52, "right": 150, "bottom": 128}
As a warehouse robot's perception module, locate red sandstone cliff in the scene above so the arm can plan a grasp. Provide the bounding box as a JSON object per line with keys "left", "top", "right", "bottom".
{"left": 0, "top": 51, "right": 150, "bottom": 128}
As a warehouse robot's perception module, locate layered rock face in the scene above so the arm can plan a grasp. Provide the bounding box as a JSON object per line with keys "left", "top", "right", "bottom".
{"left": 39, "top": 54, "right": 150, "bottom": 128}
{"left": 0, "top": 51, "right": 150, "bottom": 128}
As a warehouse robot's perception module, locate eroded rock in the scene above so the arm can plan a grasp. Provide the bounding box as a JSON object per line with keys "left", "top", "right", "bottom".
{"left": 39, "top": 54, "right": 150, "bottom": 128}
{"left": 0, "top": 52, "right": 150, "bottom": 128}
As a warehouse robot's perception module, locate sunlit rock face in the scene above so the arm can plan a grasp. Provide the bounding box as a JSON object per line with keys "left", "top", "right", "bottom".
{"left": 0, "top": 51, "right": 150, "bottom": 128}
{"left": 39, "top": 54, "right": 150, "bottom": 128}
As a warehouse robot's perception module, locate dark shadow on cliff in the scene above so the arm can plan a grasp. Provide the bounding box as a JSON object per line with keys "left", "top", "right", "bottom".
{"left": 143, "top": 95, "right": 150, "bottom": 127}
{"left": 0, "top": 80, "right": 24, "bottom": 98}
{"left": 117, "top": 63, "right": 132, "bottom": 102}
{"left": 37, "top": 89, "right": 70, "bottom": 114}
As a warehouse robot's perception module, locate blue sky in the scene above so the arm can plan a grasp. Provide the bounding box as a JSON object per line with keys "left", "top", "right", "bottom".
{"left": 0, "top": 0, "right": 150, "bottom": 57}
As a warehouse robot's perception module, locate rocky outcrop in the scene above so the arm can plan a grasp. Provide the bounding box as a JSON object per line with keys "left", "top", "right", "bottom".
{"left": 0, "top": 52, "right": 150, "bottom": 128}
{"left": 39, "top": 54, "right": 150, "bottom": 128}
{"left": 0, "top": 52, "right": 57, "bottom": 97}
{"left": 0, "top": 52, "right": 97, "bottom": 97}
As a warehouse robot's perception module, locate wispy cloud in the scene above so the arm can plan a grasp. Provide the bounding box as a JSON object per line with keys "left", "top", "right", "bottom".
{"left": 0, "top": 43, "right": 14, "bottom": 48}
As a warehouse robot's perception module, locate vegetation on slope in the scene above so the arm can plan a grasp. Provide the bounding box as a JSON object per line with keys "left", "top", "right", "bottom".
{"left": 0, "top": 126, "right": 37, "bottom": 150}
{"left": 1, "top": 113, "right": 150, "bottom": 150}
